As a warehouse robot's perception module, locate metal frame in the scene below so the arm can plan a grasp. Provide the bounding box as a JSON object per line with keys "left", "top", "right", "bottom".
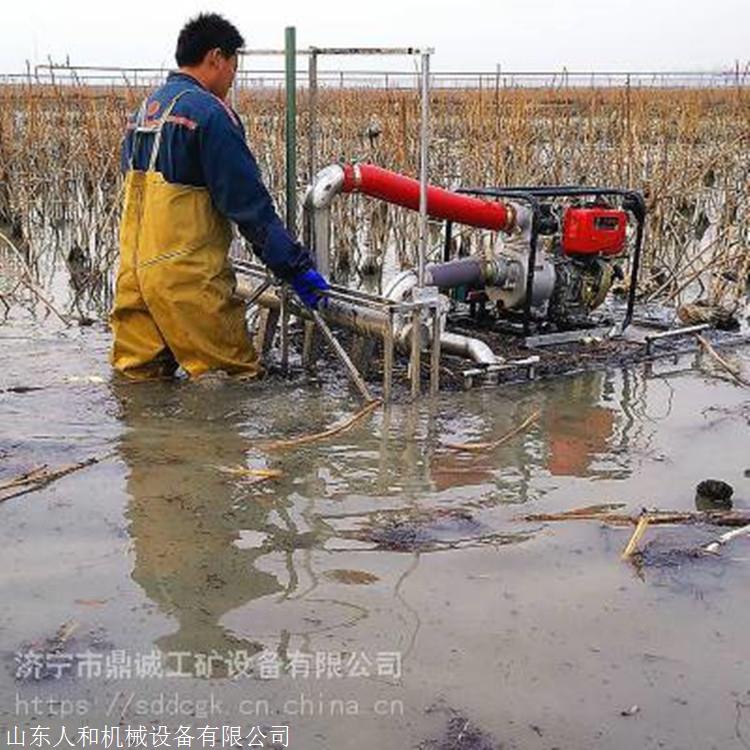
{"left": 233, "top": 259, "right": 441, "bottom": 401}
{"left": 643, "top": 324, "right": 709, "bottom": 355}
{"left": 232, "top": 44, "right": 650, "bottom": 396}
{"left": 236, "top": 38, "right": 437, "bottom": 398}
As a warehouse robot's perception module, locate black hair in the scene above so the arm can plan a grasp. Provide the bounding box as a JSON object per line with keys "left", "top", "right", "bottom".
{"left": 175, "top": 13, "right": 244, "bottom": 67}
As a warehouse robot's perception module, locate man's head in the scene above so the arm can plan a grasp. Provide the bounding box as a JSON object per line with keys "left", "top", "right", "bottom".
{"left": 175, "top": 13, "right": 244, "bottom": 100}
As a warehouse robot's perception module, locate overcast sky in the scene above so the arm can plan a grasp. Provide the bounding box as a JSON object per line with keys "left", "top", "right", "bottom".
{"left": 3, "top": 0, "right": 748, "bottom": 74}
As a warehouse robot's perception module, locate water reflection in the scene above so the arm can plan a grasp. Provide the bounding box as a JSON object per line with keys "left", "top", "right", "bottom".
{"left": 114, "top": 380, "right": 284, "bottom": 666}
{"left": 427, "top": 370, "right": 639, "bottom": 491}
{"left": 109, "top": 365, "right": 653, "bottom": 662}
{"left": 542, "top": 374, "right": 617, "bottom": 477}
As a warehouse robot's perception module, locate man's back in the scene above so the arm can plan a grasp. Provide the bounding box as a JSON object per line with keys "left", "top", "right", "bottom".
{"left": 123, "top": 72, "right": 239, "bottom": 189}
{"left": 121, "top": 71, "right": 311, "bottom": 282}
{"left": 110, "top": 13, "right": 328, "bottom": 381}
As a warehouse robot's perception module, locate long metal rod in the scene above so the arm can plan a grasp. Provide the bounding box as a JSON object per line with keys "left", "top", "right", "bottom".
{"left": 645, "top": 323, "right": 710, "bottom": 341}
{"left": 284, "top": 27, "right": 297, "bottom": 237}
{"left": 238, "top": 47, "right": 429, "bottom": 57}
{"left": 308, "top": 49, "right": 319, "bottom": 187}
{"left": 430, "top": 306, "right": 441, "bottom": 395}
{"left": 301, "top": 47, "right": 319, "bottom": 372}
{"left": 644, "top": 324, "right": 710, "bottom": 355}
{"left": 410, "top": 309, "right": 421, "bottom": 397}
{"left": 408, "top": 51, "right": 431, "bottom": 398}
{"left": 383, "top": 309, "right": 395, "bottom": 402}
{"left": 29, "top": 67, "right": 744, "bottom": 91}
{"left": 234, "top": 259, "right": 394, "bottom": 307}
{"left": 311, "top": 310, "right": 375, "bottom": 403}
{"left": 36, "top": 63, "right": 745, "bottom": 79}
{"left": 307, "top": 47, "right": 429, "bottom": 55}
{"left": 417, "top": 52, "right": 430, "bottom": 287}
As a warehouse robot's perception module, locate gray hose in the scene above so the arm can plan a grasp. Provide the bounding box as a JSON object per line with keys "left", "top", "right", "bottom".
{"left": 426, "top": 258, "right": 484, "bottom": 288}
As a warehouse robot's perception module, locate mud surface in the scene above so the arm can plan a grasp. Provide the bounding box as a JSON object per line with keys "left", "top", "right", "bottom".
{"left": 2, "top": 312, "right": 750, "bottom": 749}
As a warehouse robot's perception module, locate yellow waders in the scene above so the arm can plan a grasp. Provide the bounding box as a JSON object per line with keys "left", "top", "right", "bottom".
{"left": 110, "top": 92, "right": 260, "bottom": 380}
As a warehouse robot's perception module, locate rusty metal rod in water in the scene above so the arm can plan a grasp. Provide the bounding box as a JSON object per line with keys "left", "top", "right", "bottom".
{"left": 310, "top": 309, "right": 375, "bottom": 403}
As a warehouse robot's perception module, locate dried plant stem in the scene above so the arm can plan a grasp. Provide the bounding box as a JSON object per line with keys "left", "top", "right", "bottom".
{"left": 646, "top": 226, "right": 731, "bottom": 302}
{"left": 0, "top": 464, "right": 51, "bottom": 492}
{"left": 445, "top": 410, "right": 540, "bottom": 453}
{"left": 703, "top": 524, "right": 750, "bottom": 554}
{"left": 696, "top": 334, "right": 749, "bottom": 387}
{"left": 522, "top": 509, "right": 750, "bottom": 527}
{"left": 0, "top": 455, "right": 105, "bottom": 503}
{"left": 621, "top": 514, "right": 651, "bottom": 560}
{"left": 0, "top": 82, "right": 747, "bottom": 314}
{"left": 215, "top": 466, "right": 283, "bottom": 480}
{"left": 263, "top": 399, "right": 381, "bottom": 450}
{"left": 18, "top": 274, "right": 71, "bottom": 326}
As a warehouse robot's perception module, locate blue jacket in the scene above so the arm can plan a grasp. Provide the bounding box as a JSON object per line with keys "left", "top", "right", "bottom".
{"left": 121, "top": 71, "right": 312, "bottom": 282}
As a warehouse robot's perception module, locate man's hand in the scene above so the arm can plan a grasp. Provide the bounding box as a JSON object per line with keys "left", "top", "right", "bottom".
{"left": 291, "top": 268, "right": 330, "bottom": 309}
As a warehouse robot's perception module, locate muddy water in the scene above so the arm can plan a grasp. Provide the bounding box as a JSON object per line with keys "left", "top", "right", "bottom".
{"left": 1, "top": 316, "right": 750, "bottom": 750}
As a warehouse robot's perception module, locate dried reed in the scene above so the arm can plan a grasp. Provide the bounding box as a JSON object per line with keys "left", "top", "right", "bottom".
{"left": 0, "top": 80, "right": 747, "bottom": 318}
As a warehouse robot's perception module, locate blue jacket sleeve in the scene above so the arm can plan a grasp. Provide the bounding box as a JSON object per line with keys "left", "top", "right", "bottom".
{"left": 198, "top": 105, "right": 313, "bottom": 282}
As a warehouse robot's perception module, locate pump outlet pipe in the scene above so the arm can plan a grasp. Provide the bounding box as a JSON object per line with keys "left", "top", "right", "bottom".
{"left": 341, "top": 163, "right": 517, "bottom": 231}
{"left": 304, "top": 163, "right": 524, "bottom": 276}
{"left": 306, "top": 162, "right": 519, "bottom": 232}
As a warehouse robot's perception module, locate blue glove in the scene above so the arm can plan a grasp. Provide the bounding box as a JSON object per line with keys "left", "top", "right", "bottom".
{"left": 291, "top": 268, "right": 330, "bottom": 309}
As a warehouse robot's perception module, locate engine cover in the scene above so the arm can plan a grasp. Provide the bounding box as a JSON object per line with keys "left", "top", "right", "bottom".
{"left": 562, "top": 207, "right": 627, "bottom": 256}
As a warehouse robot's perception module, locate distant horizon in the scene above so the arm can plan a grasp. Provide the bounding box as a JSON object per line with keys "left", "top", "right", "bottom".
{"left": 3, "top": 59, "right": 748, "bottom": 77}
{"left": 3, "top": 0, "right": 748, "bottom": 77}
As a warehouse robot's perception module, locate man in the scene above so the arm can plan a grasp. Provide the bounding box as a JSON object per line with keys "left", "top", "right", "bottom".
{"left": 110, "top": 13, "right": 328, "bottom": 380}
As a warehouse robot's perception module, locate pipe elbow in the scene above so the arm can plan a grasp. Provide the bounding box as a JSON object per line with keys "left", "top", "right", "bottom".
{"left": 465, "top": 337, "right": 501, "bottom": 366}
{"left": 440, "top": 331, "right": 502, "bottom": 367}
{"left": 306, "top": 164, "right": 346, "bottom": 210}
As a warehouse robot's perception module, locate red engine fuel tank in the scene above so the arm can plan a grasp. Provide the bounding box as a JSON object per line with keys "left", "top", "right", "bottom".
{"left": 562, "top": 207, "right": 627, "bottom": 256}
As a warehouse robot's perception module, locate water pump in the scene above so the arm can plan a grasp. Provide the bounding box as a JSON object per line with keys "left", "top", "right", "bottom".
{"left": 305, "top": 164, "right": 646, "bottom": 336}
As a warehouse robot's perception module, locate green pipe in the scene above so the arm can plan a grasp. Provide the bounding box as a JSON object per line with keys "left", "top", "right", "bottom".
{"left": 284, "top": 26, "right": 297, "bottom": 236}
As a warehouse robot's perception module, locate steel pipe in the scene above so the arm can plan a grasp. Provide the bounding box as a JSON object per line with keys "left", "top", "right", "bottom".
{"left": 426, "top": 257, "right": 485, "bottom": 288}
{"left": 235, "top": 276, "right": 503, "bottom": 380}
{"left": 439, "top": 332, "right": 502, "bottom": 367}
{"left": 418, "top": 51, "right": 431, "bottom": 288}
{"left": 424, "top": 257, "right": 510, "bottom": 289}
{"left": 236, "top": 278, "right": 403, "bottom": 342}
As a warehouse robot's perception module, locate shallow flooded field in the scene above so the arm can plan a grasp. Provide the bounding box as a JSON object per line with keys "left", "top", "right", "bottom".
{"left": 2, "top": 314, "right": 750, "bottom": 749}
